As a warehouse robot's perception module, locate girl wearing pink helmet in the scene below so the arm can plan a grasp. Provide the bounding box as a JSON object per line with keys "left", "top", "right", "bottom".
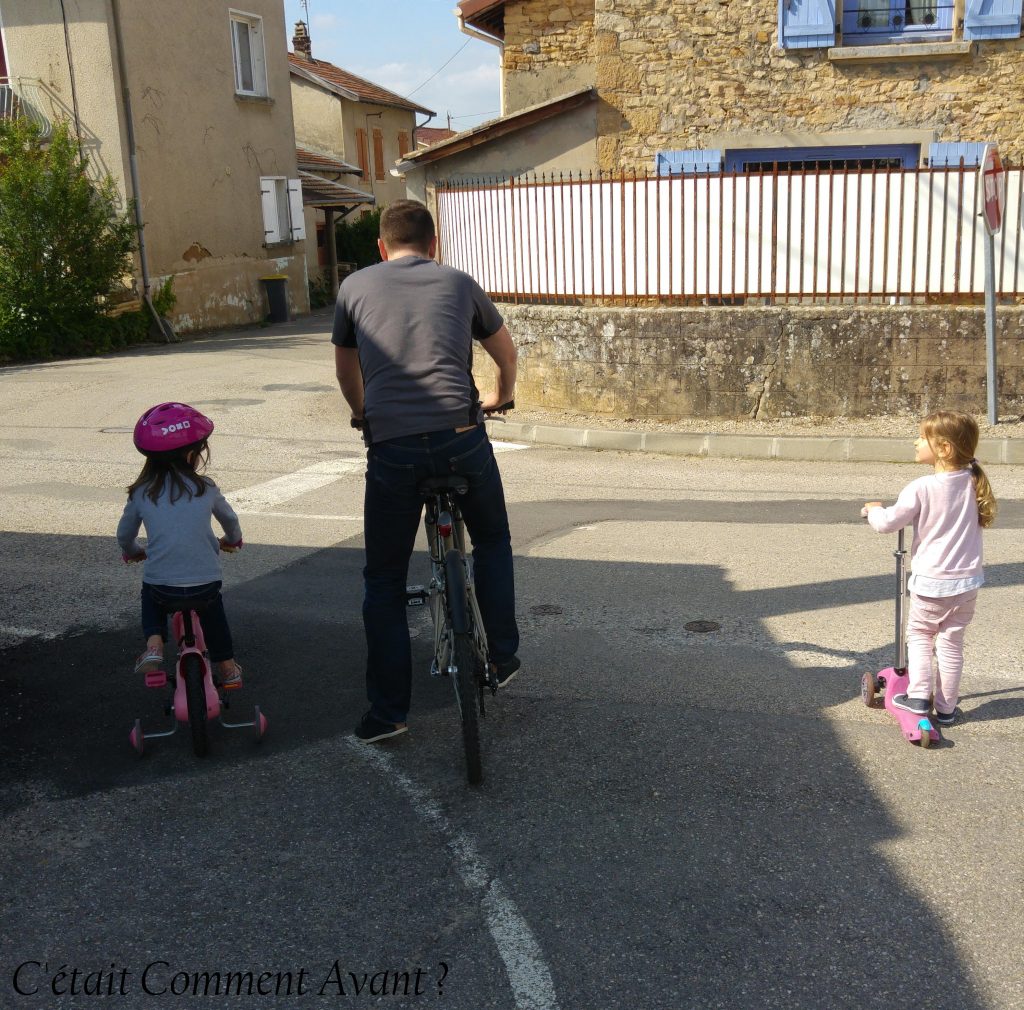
{"left": 117, "top": 402, "right": 245, "bottom": 687}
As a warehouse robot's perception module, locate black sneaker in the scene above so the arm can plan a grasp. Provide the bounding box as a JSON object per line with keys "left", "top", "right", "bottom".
{"left": 933, "top": 707, "right": 961, "bottom": 727}
{"left": 491, "top": 656, "right": 521, "bottom": 689}
{"left": 892, "top": 693, "right": 930, "bottom": 716}
{"left": 354, "top": 710, "right": 408, "bottom": 743}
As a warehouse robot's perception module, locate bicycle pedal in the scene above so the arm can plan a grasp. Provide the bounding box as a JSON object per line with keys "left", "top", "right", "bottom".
{"left": 144, "top": 670, "right": 168, "bottom": 689}
{"left": 406, "top": 585, "right": 429, "bottom": 607}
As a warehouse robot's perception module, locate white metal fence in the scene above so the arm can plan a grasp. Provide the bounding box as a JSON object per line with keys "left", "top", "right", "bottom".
{"left": 436, "top": 166, "right": 1024, "bottom": 303}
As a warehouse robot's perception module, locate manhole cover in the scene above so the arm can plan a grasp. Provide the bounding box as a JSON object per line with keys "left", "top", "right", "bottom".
{"left": 530, "top": 604, "right": 563, "bottom": 616}
{"left": 685, "top": 620, "right": 721, "bottom": 633}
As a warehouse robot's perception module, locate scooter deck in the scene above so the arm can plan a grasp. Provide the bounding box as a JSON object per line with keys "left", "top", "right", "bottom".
{"left": 877, "top": 666, "right": 940, "bottom": 745}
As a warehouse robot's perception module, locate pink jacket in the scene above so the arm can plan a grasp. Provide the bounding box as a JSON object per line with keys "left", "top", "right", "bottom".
{"left": 867, "top": 470, "right": 983, "bottom": 581}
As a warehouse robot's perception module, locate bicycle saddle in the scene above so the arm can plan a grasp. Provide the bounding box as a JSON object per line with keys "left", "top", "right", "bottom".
{"left": 417, "top": 475, "right": 469, "bottom": 495}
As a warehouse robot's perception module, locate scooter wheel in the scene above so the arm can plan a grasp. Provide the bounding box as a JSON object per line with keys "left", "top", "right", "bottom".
{"left": 130, "top": 719, "right": 145, "bottom": 756}
{"left": 254, "top": 705, "right": 267, "bottom": 742}
{"left": 919, "top": 723, "right": 932, "bottom": 749}
{"left": 860, "top": 672, "right": 878, "bottom": 708}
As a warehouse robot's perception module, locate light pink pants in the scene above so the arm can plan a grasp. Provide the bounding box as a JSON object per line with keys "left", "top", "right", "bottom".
{"left": 906, "top": 590, "right": 978, "bottom": 713}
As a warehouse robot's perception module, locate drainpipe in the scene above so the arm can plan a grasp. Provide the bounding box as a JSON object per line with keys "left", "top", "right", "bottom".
{"left": 456, "top": 13, "right": 504, "bottom": 117}
{"left": 109, "top": 0, "right": 172, "bottom": 340}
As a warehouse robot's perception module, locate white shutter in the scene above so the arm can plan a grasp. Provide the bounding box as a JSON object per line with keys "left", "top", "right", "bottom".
{"left": 260, "top": 177, "right": 281, "bottom": 244}
{"left": 287, "top": 179, "right": 306, "bottom": 241}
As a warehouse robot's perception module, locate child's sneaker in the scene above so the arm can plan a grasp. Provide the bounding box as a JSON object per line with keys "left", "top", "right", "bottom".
{"left": 490, "top": 655, "right": 521, "bottom": 689}
{"left": 217, "top": 662, "right": 243, "bottom": 691}
{"left": 933, "top": 707, "right": 961, "bottom": 727}
{"left": 892, "top": 693, "right": 930, "bottom": 716}
{"left": 134, "top": 648, "right": 164, "bottom": 675}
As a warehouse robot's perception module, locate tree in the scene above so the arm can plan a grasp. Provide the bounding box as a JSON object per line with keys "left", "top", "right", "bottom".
{"left": 0, "top": 117, "right": 138, "bottom": 360}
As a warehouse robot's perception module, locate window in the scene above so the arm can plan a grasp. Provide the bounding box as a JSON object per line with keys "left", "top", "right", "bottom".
{"left": 373, "top": 128, "right": 385, "bottom": 181}
{"left": 841, "top": 0, "right": 953, "bottom": 43}
{"left": 355, "top": 128, "right": 369, "bottom": 180}
{"left": 725, "top": 144, "right": 920, "bottom": 171}
{"left": 230, "top": 11, "right": 268, "bottom": 96}
{"left": 259, "top": 177, "right": 306, "bottom": 244}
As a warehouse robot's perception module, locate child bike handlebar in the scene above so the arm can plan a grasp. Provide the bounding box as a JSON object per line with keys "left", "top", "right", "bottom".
{"left": 122, "top": 539, "right": 242, "bottom": 564}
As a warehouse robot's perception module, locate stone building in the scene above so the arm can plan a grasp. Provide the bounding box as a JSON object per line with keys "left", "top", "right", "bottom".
{"left": 400, "top": 0, "right": 1024, "bottom": 188}
{"left": 0, "top": 0, "right": 312, "bottom": 331}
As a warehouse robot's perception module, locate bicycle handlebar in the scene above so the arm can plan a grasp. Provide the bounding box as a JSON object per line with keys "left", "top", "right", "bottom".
{"left": 122, "top": 539, "right": 242, "bottom": 564}
{"left": 349, "top": 399, "right": 514, "bottom": 432}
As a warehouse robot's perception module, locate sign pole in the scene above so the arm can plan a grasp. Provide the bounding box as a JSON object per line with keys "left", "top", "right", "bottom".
{"left": 979, "top": 144, "right": 1005, "bottom": 426}
{"left": 984, "top": 230, "right": 998, "bottom": 425}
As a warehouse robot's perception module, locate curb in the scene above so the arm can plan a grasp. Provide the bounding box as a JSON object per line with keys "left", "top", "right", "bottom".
{"left": 486, "top": 421, "right": 1024, "bottom": 466}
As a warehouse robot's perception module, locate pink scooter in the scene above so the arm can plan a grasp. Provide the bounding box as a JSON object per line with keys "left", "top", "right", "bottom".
{"left": 861, "top": 529, "right": 940, "bottom": 747}
{"left": 129, "top": 597, "right": 267, "bottom": 757}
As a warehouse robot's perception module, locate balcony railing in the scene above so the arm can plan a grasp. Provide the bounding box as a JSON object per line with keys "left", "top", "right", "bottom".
{"left": 0, "top": 77, "right": 53, "bottom": 140}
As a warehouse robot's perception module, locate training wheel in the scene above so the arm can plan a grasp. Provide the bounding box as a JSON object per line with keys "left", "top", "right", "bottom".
{"left": 254, "top": 705, "right": 267, "bottom": 742}
{"left": 860, "top": 671, "right": 878, "bottom": 707}
{"left": 129, "top": 719, "right": 144, "bottom": 756}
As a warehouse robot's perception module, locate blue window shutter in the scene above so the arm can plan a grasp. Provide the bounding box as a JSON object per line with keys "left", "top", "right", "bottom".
{"left": 655, "top": 149, "right": 724, "bottom": 176}
{"left": 779, "top": 0, "right": 836, "bottom": 48}
{"left": 928, "top": 142, "right": 987, "bottom": 167}
{"left": 963, "top": 0, "right": 1023, "bottom": 39}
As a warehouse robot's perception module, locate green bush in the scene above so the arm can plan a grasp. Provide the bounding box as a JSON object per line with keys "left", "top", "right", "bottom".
{"left": 0, "top": 118, "right": 139, "bottom": 362}
{"left": 335, "top": 207, "right": 382, "bottom": 270}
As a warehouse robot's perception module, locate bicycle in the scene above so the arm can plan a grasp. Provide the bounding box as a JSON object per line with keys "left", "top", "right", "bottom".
{"left": 127, "top": 545, "right": 267, "bottom": 757}
{"left": 355, "top": 402, "right": 514, "bottom": 785}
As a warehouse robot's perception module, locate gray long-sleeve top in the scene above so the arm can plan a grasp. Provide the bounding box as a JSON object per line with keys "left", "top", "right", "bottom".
{"left": 116, "top": 480, "right": 243, "bottom": 587}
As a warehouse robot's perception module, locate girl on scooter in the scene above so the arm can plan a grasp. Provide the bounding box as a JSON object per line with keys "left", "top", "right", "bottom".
{"left": 862, "top": 411, "right": 996, "bottom": 726}
{"left": 117, "top": 403, "right": 245, "bottom": 688}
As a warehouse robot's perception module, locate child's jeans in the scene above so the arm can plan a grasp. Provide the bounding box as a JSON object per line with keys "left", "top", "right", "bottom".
{"left": 906, "top": 589, "right": 978, "bottom": 713}
{"left": 141, "top": 582, "right": 234, "bottom": 663}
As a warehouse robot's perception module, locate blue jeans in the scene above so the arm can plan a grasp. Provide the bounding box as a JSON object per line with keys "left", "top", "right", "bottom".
{"left": 362, "top": 424, "right": 519, "bottom": 724}
{"left": 141, "top": 582, "right": 234, "bottom": 663}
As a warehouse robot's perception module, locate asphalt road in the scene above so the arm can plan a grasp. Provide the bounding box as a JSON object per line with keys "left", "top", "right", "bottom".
{"left": 2, "top": 317, "right": 1023, "bottom": 1010}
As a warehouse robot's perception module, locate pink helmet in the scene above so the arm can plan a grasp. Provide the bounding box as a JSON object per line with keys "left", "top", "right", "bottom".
{"left": 133, "top": 402, "right": 214, "bottom": 454}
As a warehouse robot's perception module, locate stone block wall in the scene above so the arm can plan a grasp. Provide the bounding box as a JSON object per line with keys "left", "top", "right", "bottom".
{"left": 474, "top": 305, "right": 1024, "bottom": 418}
{"left": 503, "top": 0, "right": 596, "bottom": 113}
{"left": 594, "top": 0, "right": 1024, "bottom": 171}
{"left": 499, "top": 1, "right": 1024, "bottom": 173}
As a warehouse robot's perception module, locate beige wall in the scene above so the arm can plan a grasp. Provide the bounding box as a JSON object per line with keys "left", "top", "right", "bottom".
{"left": 404, "top": 103, "right": 598, "bottom": 204}
{"left": 2, "top": 0, "right": 309, "bottom": 330}
{"left": 0, "top": 0, "right": 129, "bottom": 195}
{"left": 117, "top": 1, "right": 308, "bottom": 326}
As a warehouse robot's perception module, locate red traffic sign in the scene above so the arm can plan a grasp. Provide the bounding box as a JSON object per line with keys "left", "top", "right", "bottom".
{"left": 979, "top": 144, "right": 1005, "bottom": 235}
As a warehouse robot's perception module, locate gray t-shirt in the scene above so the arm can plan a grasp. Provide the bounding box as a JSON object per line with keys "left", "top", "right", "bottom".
{"left": 117, "top": 479, "right": 242, "bottom": 587}
{"left": 332, "top": 256, "right": 504, "bottom": 443}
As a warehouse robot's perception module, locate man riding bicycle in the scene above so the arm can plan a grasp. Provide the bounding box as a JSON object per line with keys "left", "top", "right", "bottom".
{"left": 333, "top": 199, "right": 521, "bottom": 743}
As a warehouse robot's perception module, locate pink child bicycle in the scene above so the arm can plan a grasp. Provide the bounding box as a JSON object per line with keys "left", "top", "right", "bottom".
{"left": 128, "top": 549, "right": 267, "bottom": 757}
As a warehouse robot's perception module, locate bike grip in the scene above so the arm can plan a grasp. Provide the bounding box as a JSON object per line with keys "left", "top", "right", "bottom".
{"left": 350, "top": 416, "right": 365, "bottom": 430}
{"left": 483, "top": 399, "right": 515, "bottom": 415}
{"left": 220, "top": 538, "right": 243, "bottom": 553}
{"left": 122, "top": 552, "right": 146, "bottom": 564}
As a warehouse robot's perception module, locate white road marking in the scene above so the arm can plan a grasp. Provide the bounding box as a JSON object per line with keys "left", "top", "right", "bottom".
{"left": 348, "top": 743, "right": 561, "bottom": 1010}
{"left": 235, "top": 511, "right": 362, "bottom": 521}
{"left": 491, "top": 441, "right": 530, "bottom": 452}
{"left": 230, "top": 459, "right": 363, "bottom": 512}
{"left": 0, "top": 626, "right": 59, "bottom": 642}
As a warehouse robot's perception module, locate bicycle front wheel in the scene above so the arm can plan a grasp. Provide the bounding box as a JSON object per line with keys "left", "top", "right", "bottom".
{"left": 183, "top": 654, "right": 210, "bottom": 757}
{"left": 452, "top": 632, "right": 483, "bottom": 785}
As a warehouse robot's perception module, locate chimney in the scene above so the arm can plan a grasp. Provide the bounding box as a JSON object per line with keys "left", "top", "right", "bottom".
{"left": 293, "top": 20, "right": 312, "bottom": 61}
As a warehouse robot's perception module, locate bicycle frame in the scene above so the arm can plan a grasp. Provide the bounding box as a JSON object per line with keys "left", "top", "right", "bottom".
{"left": 422, "top": 491, "right": 490, "bottom": 691}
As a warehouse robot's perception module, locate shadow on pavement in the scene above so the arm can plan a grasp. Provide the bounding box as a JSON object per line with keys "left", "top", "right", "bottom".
{"left": 0, "top": 514, "right": 997, "bottom": 1009}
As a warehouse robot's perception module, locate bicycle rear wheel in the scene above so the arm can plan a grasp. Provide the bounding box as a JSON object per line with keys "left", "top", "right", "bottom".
{"left": 183, "top": 654, "right": 210, "bottom": 757}
{"left": 451, "top": 632, "right": 483, "bottom": 785}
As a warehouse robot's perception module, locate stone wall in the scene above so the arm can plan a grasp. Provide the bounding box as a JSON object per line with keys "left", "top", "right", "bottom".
{"left": 475, "top": 305, "right": 1024, "bottom": 418}
{"left": 500, "top": 1, "right": 1024, "bottom": 173}
{"left": 503, "top": 0, "right": 595, "bottom": 113}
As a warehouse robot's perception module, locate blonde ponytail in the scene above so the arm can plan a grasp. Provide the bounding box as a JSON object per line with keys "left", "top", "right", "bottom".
{"left": 970, "top": 459, "right": 997, "bottom": 528}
